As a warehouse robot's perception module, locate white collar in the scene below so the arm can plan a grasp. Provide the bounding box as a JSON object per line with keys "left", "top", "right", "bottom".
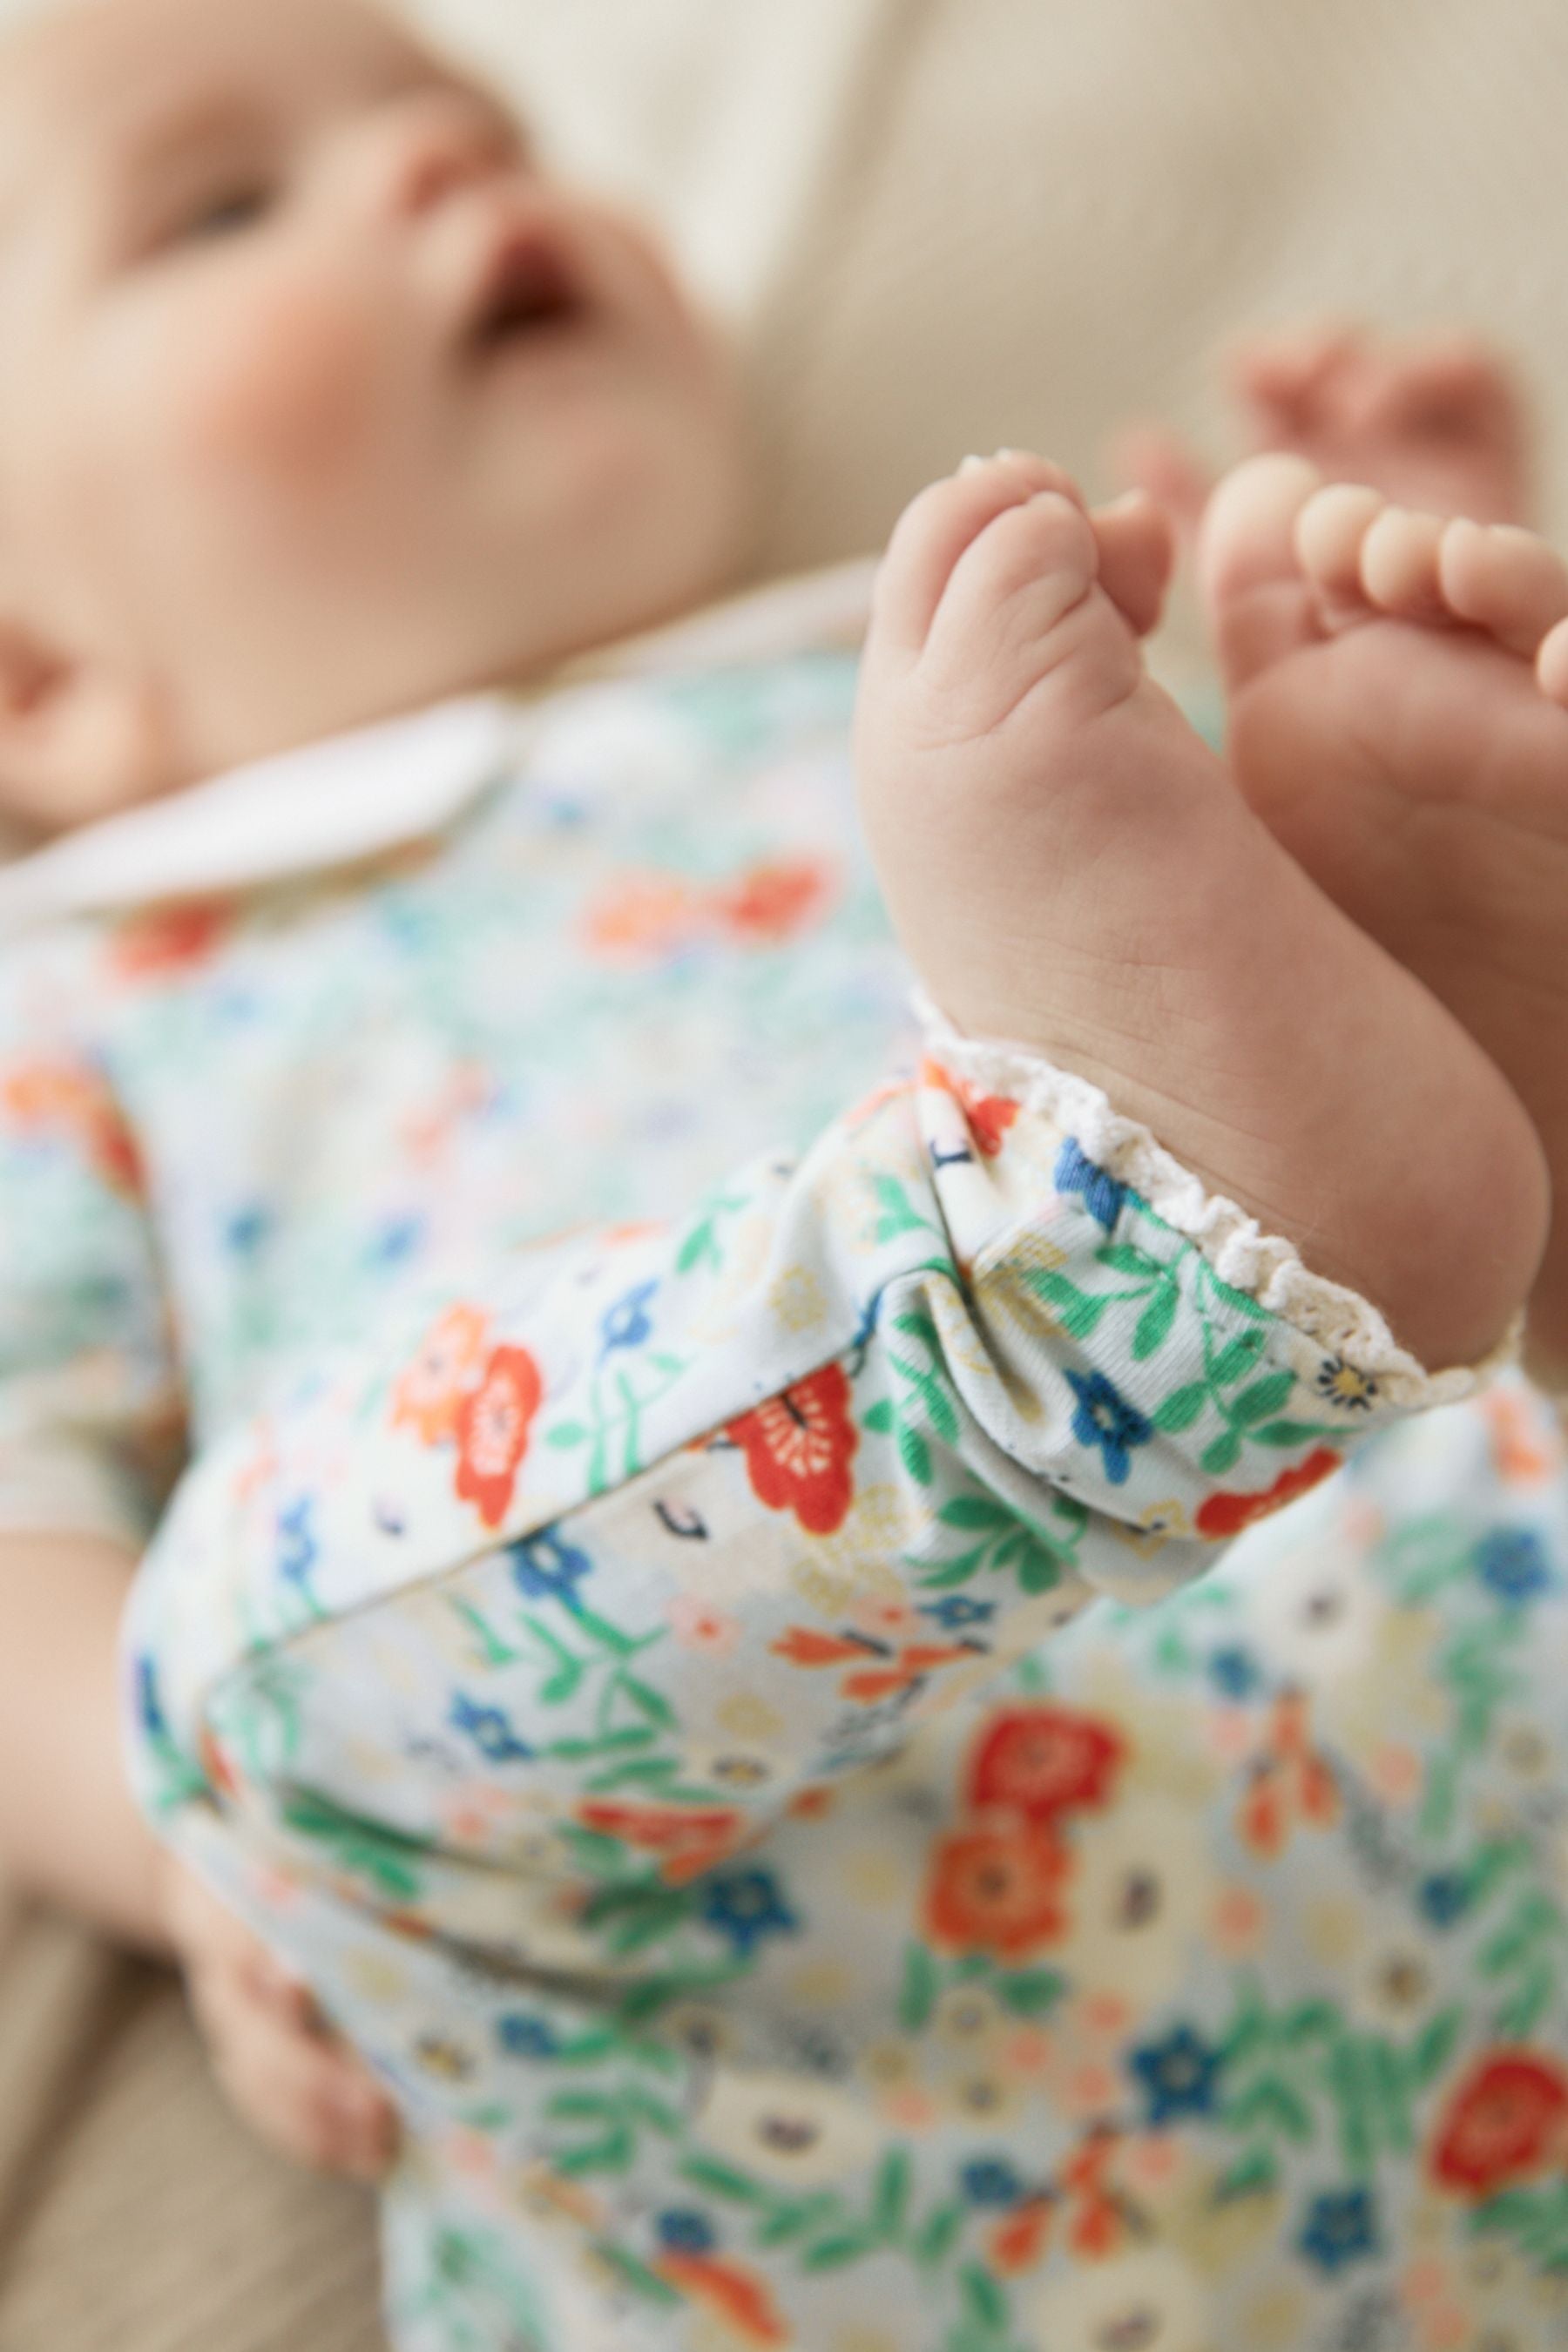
{"left": 0, "top": 560, "right": 875, "bottom": 932}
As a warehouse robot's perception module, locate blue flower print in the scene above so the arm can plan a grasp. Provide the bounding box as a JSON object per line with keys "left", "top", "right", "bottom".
{"left": 1475, "top": 1525, "right": 1554, "bottom": 1604}
{"left": 276, "top": 1497, "right": 318, "bottom": 1589}
{"left": 701, "top": 1868, "right": 799, "bottom": 1957}
{"left": 656, "top": 2211, "right": 716, "bottom": 2254}
{"left": 1129, "top": 2025, "right": 1225, "bottom": 2126}
{"left": 600, "top": 1280, "right": 659, "bottom": 1358}
{"left": 960, "top": 2159, "right": 1024, "bottom": 2207}
{"left": 1298, "top": 2186, "right": 1379, "bottom": 2274}
{"left": 1208, "top": 1645, "right": 1262, "bottom": 1700}
{"left": 368, "top": 1214, "right": 426, "bottom": 1268}
{"left": 225, "top": 1202, "right": 272, "bottom": 1259}
{"left": 1055, "top": 1138, "right": 1127, "bottom": 1230}
{"left": 507, "top": 1529, "right": 593, "bottom": 1610}
{"left": 1065, "top": 1370, "right": 1153, "bottom": 1486}
{"left": 449, "top": 1692, "right": 534, "bottom": 1763}
{"left": 135, "top": 1654, "right": 169, "bottom": 1741}
{"left": 920, "top": 1596, "right": 997, "bottom": 1631}
{"left": 1418, "top": 1872, "right": 1470, "bottom": 1930}
{"left": 497, "top": 2012, "right": 559, "bottom": 2058}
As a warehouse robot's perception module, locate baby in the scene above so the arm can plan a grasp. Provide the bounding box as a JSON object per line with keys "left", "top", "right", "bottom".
{"left": 3, "top": 1, "right": 1568, "bottom": 2346}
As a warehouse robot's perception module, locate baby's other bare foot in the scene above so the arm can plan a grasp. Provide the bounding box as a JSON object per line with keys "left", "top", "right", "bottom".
{"left": 1119, "top": 326, "right": 1531, "bottom": 541}
{"left": 1204, "top": 455, "right": 1568, "bottom": 1375}
{"left": 855, "top": 454, "right": 1546, "bottom": 1369}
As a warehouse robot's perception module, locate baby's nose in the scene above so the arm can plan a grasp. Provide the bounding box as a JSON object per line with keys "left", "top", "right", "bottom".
{"left": 363, "top": 91, "right": 522, "bottom": 223}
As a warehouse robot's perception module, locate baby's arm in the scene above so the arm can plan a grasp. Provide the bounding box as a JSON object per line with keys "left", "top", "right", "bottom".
{"left": 0, "top": 1527, "right": 165, "bottom": 1946}
{"left": 0, "top": 987, "right": 399, "bottom": 2175}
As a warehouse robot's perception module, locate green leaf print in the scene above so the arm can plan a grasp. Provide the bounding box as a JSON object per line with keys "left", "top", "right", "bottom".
{"left": 916, "top": 1486, "right": 1084, "bottom": 1598}
{"left": 872, "top": 1173, "right": 940, "bottom": 1246}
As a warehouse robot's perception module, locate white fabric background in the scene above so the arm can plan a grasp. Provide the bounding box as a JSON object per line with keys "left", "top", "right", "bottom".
{"left": 0, "top": 0, "right": 1566, "bottom": 569}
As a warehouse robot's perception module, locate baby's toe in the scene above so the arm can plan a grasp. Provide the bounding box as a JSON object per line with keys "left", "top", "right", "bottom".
{"left": 1439, "top": 519, "right": 1568, "bottom": 659}
{"left": 872, "top": 453, "right": 1085, "bottom": 655}
{"left": 921, "top": 486, "right": 1105, "bottom": 717}
{"left": 1197, "top": 451, "right": 1324, "bottom": 687}
{"left": 1091, "top": 490, "right": 1174, "bottom": 637}
{"left": 1358, "top": 505, "right": 1448, "bottom": 618}
{"left": 1294, "top": 482, "right": 1385, "bottom": 614}
{"left": 1537, "top": 618, "right": 1568, "bottom": 709}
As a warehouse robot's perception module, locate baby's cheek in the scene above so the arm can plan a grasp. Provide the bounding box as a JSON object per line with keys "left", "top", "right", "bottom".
{"left": 166, "top": 279, "right": 388, "bottom": 499}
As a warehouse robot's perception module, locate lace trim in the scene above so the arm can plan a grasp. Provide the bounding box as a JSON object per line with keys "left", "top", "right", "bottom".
{"left": 920, "top": 1002, "right": 1518, "bottom": 1408}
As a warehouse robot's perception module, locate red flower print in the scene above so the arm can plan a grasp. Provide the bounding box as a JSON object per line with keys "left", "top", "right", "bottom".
{"left": 989, "top": 2197, "right": 1054, "bottom": 2274}
{"left": 920, "top": 1058, "right": 1020, "bottom": 1159}
{"left": 577, "top": 1801, "right": 746, "bottom": 1885}
{"left": 3, "top": 1061, "right": 143, "bottom": 1196}
{"left": 726, "top": 1364, "right": 857, "bottom": 1536}
{"left": 1430, "top": 2049, "right": 1568, "bottom": 2200}
{"left": 657, "top": 2254, "right": 789, "bottom": 2347}
{"left": 110, "top": 898, "right": 232, "bottom": 978}
{"left": 968, "top": 1703, "right": 1125, "bottom": 1821}
{"left": 453, "top": 1345, "right": 542, "bottom": 1528}
{"left": 393, "top": 1304, "right": 491, "bottom": 1447}
{"left": 1196, "top": 1447, "right": 1342, "bottom": 1539}
{"left": 712, "top": 859, "right": 830, "bottom": 943}
{"left": 923, "top": 1816, "right": 1069, "bottom": 1958}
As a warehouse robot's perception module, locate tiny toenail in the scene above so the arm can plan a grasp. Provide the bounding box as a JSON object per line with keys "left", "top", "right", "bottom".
{"left": 957, "top": 455, "right": 988, "bottom": 476}
{"left": 992, "top": 446, "right": 1025, "bottom": 463}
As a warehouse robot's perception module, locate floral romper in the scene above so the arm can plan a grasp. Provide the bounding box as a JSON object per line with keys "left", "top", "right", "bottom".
{"left": 0, "top": 572, "right": 1563, "bottom": 2352}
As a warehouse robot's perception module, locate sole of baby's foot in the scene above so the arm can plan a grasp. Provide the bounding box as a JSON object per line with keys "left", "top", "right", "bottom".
{"left": 855, "top": 452, "right": 1547, "bottom": 1370}
{"left": 1202, "top": 453, "right": 1568, "bottom": 1375}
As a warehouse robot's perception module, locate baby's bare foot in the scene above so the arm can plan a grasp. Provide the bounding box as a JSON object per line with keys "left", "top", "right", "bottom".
{"left": 1203, "top": 454, "right": 1568, "bottom": 1375}
{"left": 1118, "top": 326, "right": 1531, "bottom": 542}
{"left": 855, "top": 453, "right": 1546, "bottom": 1369}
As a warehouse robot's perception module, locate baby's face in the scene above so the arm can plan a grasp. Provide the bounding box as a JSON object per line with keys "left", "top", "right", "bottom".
{"left": 0, "top": 0, "right": 745, "bottom": 824}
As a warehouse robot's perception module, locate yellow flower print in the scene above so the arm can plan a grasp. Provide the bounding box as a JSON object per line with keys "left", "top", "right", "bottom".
{"left": 1031, "top": 2247, "right": 1210, "bottom": 2352}
{"left": 695, "top": 2069, "right": 881, "bottom": 2188}
{"left": 1108, "top": 1497, "right": 1193, "bottom": 1556}
{"left": 765, "top": 1263, "right": 828, "bottom": 1336}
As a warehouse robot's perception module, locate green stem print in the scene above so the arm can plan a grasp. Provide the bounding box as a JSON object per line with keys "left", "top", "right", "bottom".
{"left": 1216, "top": 1979, "right": 1462, "bottom": 2198}
{"left": 544, "top": 1352, "right": 691, "bottom": 1496}
{"left": 1029, "top": 1245, "right": 1348, "bottom": 1477}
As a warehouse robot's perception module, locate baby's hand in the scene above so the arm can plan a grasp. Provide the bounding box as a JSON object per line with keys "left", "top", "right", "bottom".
{"left": 1116, "top": 324, "right": 1532, "bottom": 538}
{"left": 155, "top": 1848, "right": 400, "bottom": 2183}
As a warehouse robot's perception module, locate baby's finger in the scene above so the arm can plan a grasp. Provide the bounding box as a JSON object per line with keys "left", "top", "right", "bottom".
{"left": 192, "top": 1968, "right": 399, "bottom": 2180}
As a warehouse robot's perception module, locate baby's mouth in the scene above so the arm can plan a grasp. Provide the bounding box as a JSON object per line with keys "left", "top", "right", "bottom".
{"left": 463, "top": 233, "right": 586, "bottom": 362}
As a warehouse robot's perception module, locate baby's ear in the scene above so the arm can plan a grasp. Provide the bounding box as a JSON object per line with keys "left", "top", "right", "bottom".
{"left": 0, "top": 615, "right": 172, "bottom": 834}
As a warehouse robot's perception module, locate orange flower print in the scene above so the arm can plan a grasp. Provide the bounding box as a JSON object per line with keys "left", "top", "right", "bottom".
{"left": 2, "top": 1060, "right": 143, "bottom": 1196}
{"left": 967, "top": 1703, "right": 1125, "bottom": 1822}
{"left": 109, "top": 897, "right": 233, "bottom": 979}
{"left": 988, "top": 2196, "right": 1054, "bottom": 2274}
{"left": 576, "top": 1801, "right": 746, "bottom": 1885}
{"left": 393, "top": 1304, "right": 491, "bottom": 1446}
{"left": 920, "top": 1058, "right": 1020, "bottom": 1158}
{"left": 1195, "top": 1447, "right": 1342, "bottom": 1539}
{"left": 726, "top": 1363, "right": 857, "bottom": 1536}
{"left": 1238, "top": 1690, "right": 1340, "bottom": 1857}
{"left": 769, "top": 1622, "right": 972, "bottom": 1703}
{"left": 453, "top": 1344, "right": 543, "bottom": 1528}
{"left": 656, "top": 2253, "right": 789, "bottom": 2347}
{"left": 584, "top": 874, "right": 704, "bottom": 960}
{"left": 923, "top": 1815, "right": 1069, "bottom": 1959}
{"left": 1429, "top": 2049, "right": 1568, "bottom": 2200}
{"left": 711, "top": 859, "right": 830, "bottom": 943}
